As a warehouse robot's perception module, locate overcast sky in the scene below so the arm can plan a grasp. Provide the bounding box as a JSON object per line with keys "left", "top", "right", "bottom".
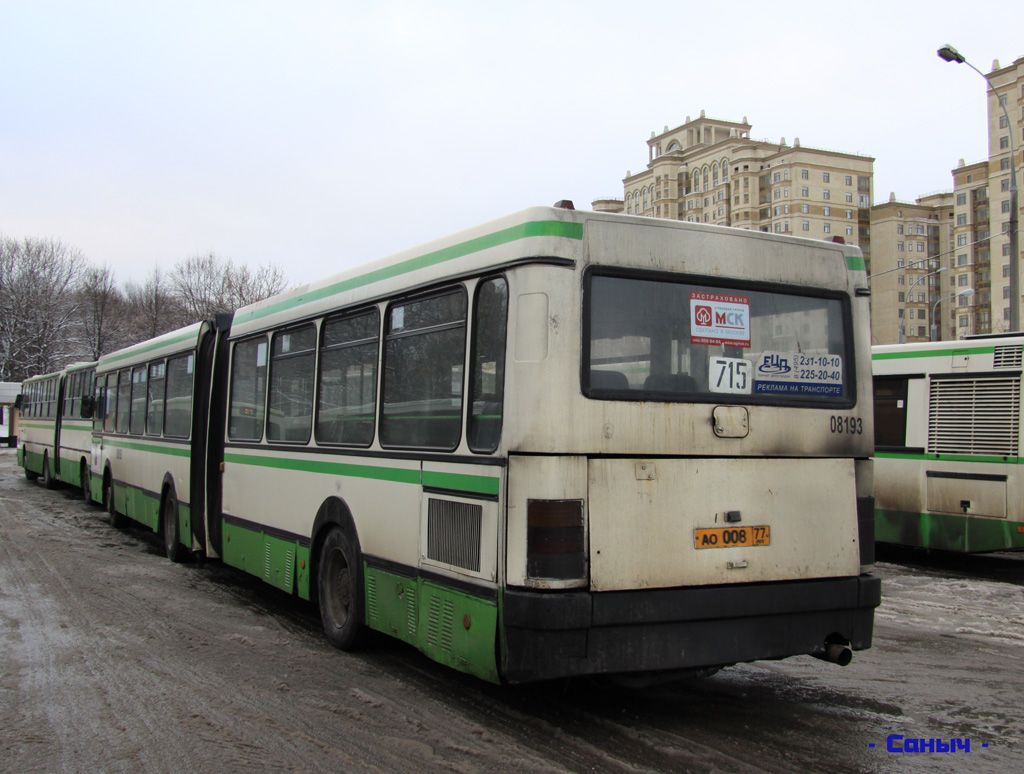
{"left": 2, "top": 0, "right": 1023, "bottom": 287}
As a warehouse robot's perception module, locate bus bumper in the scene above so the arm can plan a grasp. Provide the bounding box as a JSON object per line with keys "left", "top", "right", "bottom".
{"left": 500, "top": 575, "right": 881, "bottom": 684}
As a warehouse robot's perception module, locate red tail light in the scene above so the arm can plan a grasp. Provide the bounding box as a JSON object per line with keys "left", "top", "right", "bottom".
{"left": 527, "top": 499, "right": 585, "bottom": 580}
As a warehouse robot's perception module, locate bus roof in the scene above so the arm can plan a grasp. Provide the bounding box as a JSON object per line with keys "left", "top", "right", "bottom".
{"left": 229, "top": 205, "right": 865, "bottom": 338}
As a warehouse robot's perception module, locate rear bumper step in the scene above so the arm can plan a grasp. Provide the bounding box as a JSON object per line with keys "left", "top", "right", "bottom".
{"left": 501, "top": 575, "right": 881, "bottom": 683}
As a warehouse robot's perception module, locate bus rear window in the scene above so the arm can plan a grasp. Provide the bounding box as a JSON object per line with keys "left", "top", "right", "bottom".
{"left": 585, "top": 272, "right": 852, "bottom": 406}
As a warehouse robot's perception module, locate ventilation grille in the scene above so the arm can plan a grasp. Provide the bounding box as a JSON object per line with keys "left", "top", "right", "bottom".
{"left": 366, "top": 571, "right": 378, "bottom": 622}
{"left": 427, "top": 499, "right": 482, "bottom": 572}
{"left": 426, "top": 595, "right": 455, "bottom": 651}
{"left": 928, "top": 377, "right": 1021, "bottom": 456}
{"left": 993, "top": 345, "right": 1023, "bottom": 369}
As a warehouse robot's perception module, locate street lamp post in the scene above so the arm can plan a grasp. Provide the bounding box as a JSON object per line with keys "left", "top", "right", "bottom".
{"left": 938, "top": 44, "right": 1020, "bottom": 333}
{"left": 900, "top": 267, "right": 946, "bottom": 343}
{"left": 931, "top": 288, "right": 975, "bottom": 341}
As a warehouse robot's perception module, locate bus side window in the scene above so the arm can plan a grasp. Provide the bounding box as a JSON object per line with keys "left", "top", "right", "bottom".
{"left": 268, "top": 326, "right": 316, "bottom": 444}
{"left": 316, "top": 310, "right": 378, "bottom": 446}
{"left": 147, "top": 361, "right": 166, "bottom": 436}
{"left": 130, "top": 365, "right": 147, "bottom": 435}
{"left": 381, "top": 288, "right": 467, "bottom": 450}
{"left": 468, "top": 277, "right": 508, "bottom": 453}
{"left": 164, "top": 354, "right": 195, "bottom": 438}
{"left": 229, "top": 337, "right": 268, "bottom": 442}
{"left": 873, "top": 376, "right": 909, "bottom": 447}
{"left": 115, "top": 370, "right": 131, "bottom": 434}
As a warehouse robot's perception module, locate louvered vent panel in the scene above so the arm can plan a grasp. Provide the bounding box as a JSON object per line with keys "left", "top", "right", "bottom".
{"left": 928, "top": 377, "right": 1020, "bottom": 456}
{"left": 426, "top": 595, "right": 455, "bottom": 650}
{"left": 993, "top": 345, "right": 1023, "bottom": 369}
{"left": 427, "top": 499, "right": 482, "bottom": 572}
{"left": 366, "top": 571, "right": 379, "bottom": 623}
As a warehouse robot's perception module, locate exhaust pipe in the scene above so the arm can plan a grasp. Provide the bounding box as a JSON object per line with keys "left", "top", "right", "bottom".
{"left": 814, "top": 642, "right": 853, "bottom": 666}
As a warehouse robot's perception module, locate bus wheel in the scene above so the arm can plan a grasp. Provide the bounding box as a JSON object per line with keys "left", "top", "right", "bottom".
{"left": 80, "top": 461, "right": 91, "bottom": 502}
{"left": 41, "top": 453, "right": 56, "bottom": 490}
{"left": 162, "top": 487, "right": 186, "bottom": 563}
{"left": 318, "top": 528, "right": 366, "bottom": 651}
{"left": 105, "top": 478, "right": 124, "bottom": 529}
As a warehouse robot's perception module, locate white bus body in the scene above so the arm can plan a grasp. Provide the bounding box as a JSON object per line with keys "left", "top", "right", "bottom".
{"left": 873, "top": 335, "right": 1024, "bottom": 553}
{"left": 18, "top": 361, "right": 96, "bottom": 496}
{"left": 45, "top": 206, "right": 878, "bottom": 683}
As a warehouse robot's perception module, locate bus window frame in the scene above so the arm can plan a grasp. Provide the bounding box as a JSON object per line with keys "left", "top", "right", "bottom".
{"left": 581, "top": 266, "right": 857, "bottom": 410}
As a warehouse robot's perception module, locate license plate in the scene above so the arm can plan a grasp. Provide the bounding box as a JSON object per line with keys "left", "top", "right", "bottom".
{"left": 694, "top": 525, "right": 771, "bottom": 549}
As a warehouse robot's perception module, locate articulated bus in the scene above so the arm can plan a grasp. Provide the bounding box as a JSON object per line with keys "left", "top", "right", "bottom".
{"left": 18, "top": 361, "right": 96, "bottom": 495}
{"left": 26, "top": 205, "right": 880, "bottom": 683}
{"left": 873, "top": 334, "right": 1024, "bottom": 553}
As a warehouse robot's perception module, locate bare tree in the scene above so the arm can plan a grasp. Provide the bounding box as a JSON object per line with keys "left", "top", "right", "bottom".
{"left": 0, "top": 236, "right": 87, "bottom": 382}
{"left": 124, "top": 267, "right": 187, "bottom": 341}
{"left": 169, "top": 252, "right": 288, "bottom": 322}
{"left": 74, "top": 264, "right": 128, "bottom": 360}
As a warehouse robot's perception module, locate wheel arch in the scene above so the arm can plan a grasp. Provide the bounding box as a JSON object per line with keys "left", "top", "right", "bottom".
{"left": 309, "top": 496, "right": 359, "bottom": 605}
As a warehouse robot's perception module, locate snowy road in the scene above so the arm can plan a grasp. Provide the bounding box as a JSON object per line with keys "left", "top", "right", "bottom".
{"left": 1, "top": 449, "right": 1021, "bottom": 773}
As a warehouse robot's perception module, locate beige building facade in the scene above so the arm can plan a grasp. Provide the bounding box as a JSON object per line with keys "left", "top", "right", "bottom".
{"left": 868, "top": 194, "right": 954, "bottom": 345}
{"left": 867, "top": 55, "right": 1023, "bottom": 344}
{"left": 594, "top": 112, "right": 874, "bottom": 266}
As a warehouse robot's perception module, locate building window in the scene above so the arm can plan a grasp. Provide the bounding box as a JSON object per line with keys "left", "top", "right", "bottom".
{"left": 823, "top": 172, "right": 830, "bottom": 183}
{"left": 957, "top": 193, "right": 967, "bottom": 206}
{"left": 846, "top": 226, "right": 853, "bottom": 236}
{"left": 824, "top": 206, "right": 831, "bottom": 216}
{"left": 801, "top": 187, "right": 809, "bottom": 197}
{"left": 897, "top": 241, "right": 904, "bottom": 251}
{"left": 897, "top": 224, "right": 904, "bottom": 234}
{"left": 898, "top": 275, "right": 905, "bottom": 285}
{"left": 959, "top": 254, "right": 969, "bottom": 266}
{"left": 846, "top": 193, "right": 853, "bottom": 203}
{"left": 1000, "top": 136, "right": 1009, "bottom": 150}
{"left": 846, "top": 209, "right": 853, "bottom": 219}
{"left": 845, "top": 176, "right": 852, "bottom": 186}
{"left": 802, "top": 221, "right": 810, "bottom": 231}
{"left": 823, "top": 223, "right": 831, "bottom": 233}
{"left": 898, "top": 292, "right": 905, "bottom": 302}
{"left": 801, "top": 169, "right": 809, "bottom": 180}
{"left": 823, "top": 189, "right": 831, "bottom": 200}
{"left": 801, "top": 204, "right": 809, "bottom": 214}
{"left": 958, "top": 273, "right": 969, "bottom": 286}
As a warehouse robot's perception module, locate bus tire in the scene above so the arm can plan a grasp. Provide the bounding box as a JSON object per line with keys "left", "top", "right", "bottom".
{"left": 80, "top": 460, "right": 91, "bottom": 502}
{"left": 105, "top": 476, "right": 124, "bottom": 529}
{"left": 41, "top": 453, "right": 56, "bottom": 490}
{"left": 318, "top": 527, "right": 366, "bottom": 651}
{"left": 162, "top": 486, "right": 186, "bottom": 563}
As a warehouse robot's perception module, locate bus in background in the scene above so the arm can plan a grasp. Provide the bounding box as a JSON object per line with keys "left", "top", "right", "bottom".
{"left": 873, "top": 334, "right": 1024, "bottom": 553}
{"left": 18, "top": 361, "right": 96, "bottom": 495}
{"left": 23, "top": 204, "right": 880, "bottom": 684}
{"left": 89, "top": 318, "right": 230, "bottom": 561}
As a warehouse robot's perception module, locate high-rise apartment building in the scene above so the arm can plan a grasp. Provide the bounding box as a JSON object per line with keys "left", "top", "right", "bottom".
{"left": 867, "top": 55, "right": 1024, "bottom": 344}
{"left": 868, "top": 193, "right": 955, "bottom": 345}
{"left": 593, "top": 111, "right": 874, "bottom": 266}
{"left": 947, "top": 55, "right": 1024, "bottom": 338}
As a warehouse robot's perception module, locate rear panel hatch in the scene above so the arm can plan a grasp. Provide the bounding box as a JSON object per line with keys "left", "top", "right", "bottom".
{"left": 587, "top": 457, "right": 860, "bottom": 591}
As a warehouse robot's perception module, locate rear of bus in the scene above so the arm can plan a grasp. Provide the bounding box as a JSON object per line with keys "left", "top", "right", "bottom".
{"left": 499, "top": 213, "right": 879, "bottom": 682}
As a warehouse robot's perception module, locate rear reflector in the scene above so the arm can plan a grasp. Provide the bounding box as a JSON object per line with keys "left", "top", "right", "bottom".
{"left": 527, "top": 499, "right": 585, "bottom": 580}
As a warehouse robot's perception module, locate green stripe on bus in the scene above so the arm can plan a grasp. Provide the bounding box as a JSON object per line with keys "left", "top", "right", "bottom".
{"left": 876, "top": 508, "right": 1024, "bottom": 552}
{"left": 422, "top": 470, "right": 500, "bottom": 495}
{"left": 224, "top": 452, "right": 500, "bottom": 494}
{"left": 875, "top": 451, "right": 1022, "bottom": 464}
{"left": 100, "top": 327, "right": 202, "bottom": 366}
{"left": 233, "top": 219, "right": 584, "bottom": 326}
{"left": 872, "top": 345, "right": 995, "bottom": 360}
{"left": 847, "top": 254, "right": 866, "bottom": 272}
{"left": 101, "top": 438, "right": 192, "bottom": 457}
